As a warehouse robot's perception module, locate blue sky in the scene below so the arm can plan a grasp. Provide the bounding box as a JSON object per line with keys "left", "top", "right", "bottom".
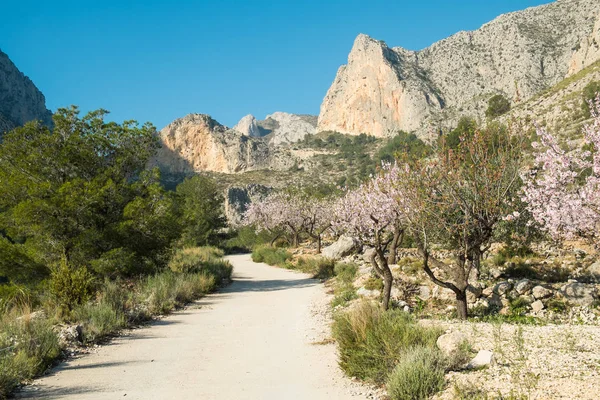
{"left": 1, "top": 0, "right": 550, "bottom": 129}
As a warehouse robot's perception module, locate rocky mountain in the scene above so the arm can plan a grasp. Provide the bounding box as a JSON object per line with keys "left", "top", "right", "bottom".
{"left": 232, "top": 112, "right": 317, "bottom": 145}
{"left": 318, "top": 0, "right": 600, "bottom": 139}
{"left": 151, "top": 114, "right": 275, "bottom": 175}
{"left": 0, "top": 49, "right": 53, "bottom": 134}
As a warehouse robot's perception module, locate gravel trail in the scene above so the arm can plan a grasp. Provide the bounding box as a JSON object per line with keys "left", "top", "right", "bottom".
{"left": 17, "top": 254, "right": 366, "bottom": 400}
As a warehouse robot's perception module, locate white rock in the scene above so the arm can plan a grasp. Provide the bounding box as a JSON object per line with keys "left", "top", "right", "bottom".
{"left": 356, "top": 287, "right": 381, "bottom": 298}
{"left": 531, "top": 300, "right": 545, "bottom": 313}
{"left": 437, "top": 332, "right": 468, "bottom": 356}
{"left": 515, "top": 279, "right": 533, "bottom": 295}
{"left": 532, "top": 285, "right": 553, "bottom": 300}
{"left": 467, "top": 350, "right": 495, "bottom": 369}
{"left": 233, "top": 114, "right": 262, "bottom": 137}
{"left": 322, "top": 236, "right": 361, "bottom": 260}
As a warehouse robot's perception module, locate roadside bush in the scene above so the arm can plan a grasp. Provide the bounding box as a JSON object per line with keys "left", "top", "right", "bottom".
{"left": 168, "top": 246, "right": 224, "bottom": 273}
{"left": 293, "top": 256, "right": 335, "bottom": 279}
{"left": 251, "top": 246, "right": 292, "bottom": 267}
{"left": 0, "top": 307, "right": 61, "bottom": 398}
{"left": 332, "top": 301, "right": 442, "bottom": 384}
{"left": 334, "top": 262, "right": 358, "bottom": 283}
{"left": 386, "top": 345, "right": 446, "bottom": 400}
{"left": 49, "top": 259, "right": 95, "bottom": 316}
{"left": 72, "top": 302, "right": 126, "bottom": 343}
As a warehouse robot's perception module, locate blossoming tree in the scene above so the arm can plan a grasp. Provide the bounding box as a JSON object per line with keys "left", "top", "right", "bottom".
{"left": 522, "top": 98, "right": 600, "bottom": 245}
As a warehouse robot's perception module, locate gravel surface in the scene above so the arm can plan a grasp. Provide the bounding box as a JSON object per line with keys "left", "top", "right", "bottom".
{"left": 17, "top": 254, "right": 369, "bottom": 400}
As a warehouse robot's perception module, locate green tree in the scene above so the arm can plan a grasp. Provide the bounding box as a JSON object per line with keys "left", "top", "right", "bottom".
{"left": 377, "top": 131, "right": 431, "bottom": 163}
{"left": 442, "top": 117, "right": 477, "bottom": 150}
{"left": 485, "top": 94, "right": 511, "bottom": 119}
{"left": 175, "top": 175, "right": 226, "bottom": 247}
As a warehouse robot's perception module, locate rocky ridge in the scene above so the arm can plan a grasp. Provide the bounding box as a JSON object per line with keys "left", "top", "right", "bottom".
{"left": 318, "top": 0, "right": 600, "bottom": 139}
{"left": 0, "top": 49, "right": 53, "bottom": 134}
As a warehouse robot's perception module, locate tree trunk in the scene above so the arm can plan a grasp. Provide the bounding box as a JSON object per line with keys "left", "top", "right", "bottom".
{"left": 381, "top": 265, "right": 394, "bottom": 311}
{"left": 316, "top": 235, "right": 321, "bottom": 253}
{"left": 270, "top": 233, "right": 280, "bottom": 247}
{"left": 387, "top": 227, "right": 403, "bottom": 265}
{"left": 455, "top": 290, "right": 468, "bottom": 320}
{"left": 293, "top": 232, "right": 299, "bottom": 247}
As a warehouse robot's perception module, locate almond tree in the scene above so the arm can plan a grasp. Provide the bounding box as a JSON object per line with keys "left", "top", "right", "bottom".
{"left": 300, "top": 197, "right": 333, "bottom": 253}
{"left": 332, "top": 169, "right": 404, "bottom": 310}
{"left": 396, "top": 126, "right": 523, "bottom": 319}
{"left": 522, "top": 97, "right": 600, "bottom": 245}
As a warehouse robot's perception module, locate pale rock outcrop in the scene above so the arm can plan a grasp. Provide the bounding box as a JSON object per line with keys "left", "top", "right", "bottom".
{"left": 322, "top": 236, "right": 361, "bottom": 260}
{"left": 151, "top": 114, "right": 270, "bottom": 174}
{"left": 233, "top": 114, "right": 261, "bottom": 137}
{"left": 467, "top": 350, "right": 495, "bottom": 369}
{"left": 568, "top": 12, "right": 600, "bottom": 76}
{"left": 437, "top": 331, "right": 468, "bottom": 357}
{"left": 0, "top": 49, "right": 53, "bottom": 134}
{"left": 261, "top": 112, "right": 317, "bottom": 145}
{"left": 318, "top": 0, "right": 600, "bottom": 140}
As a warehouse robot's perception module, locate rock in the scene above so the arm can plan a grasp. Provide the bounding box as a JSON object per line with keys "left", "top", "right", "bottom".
{"left": 482, "top": 287, "right": 494, "bottom": 297}
{"left": 261, "top": 112, "right": 317, "bottom": 146}
{"left": 150, "top": 114, "right": 274, "bottom": 174}
{"left": 356, "top": 287, "right": 381, "bottom": 298}
{"left": 16, "top": 310, "right": 46, "bottom": 322}
{"left": 322, "top": 236, "right": 361, "bottom": 260}
{"left": 417, "top": 285, "right": 431, "bottom": 301}
{"left": 432, "top": 285, "right": 455, "bottom": 302}
{"left": 0, "top": 50, "right": 53, "bottom": 136}
{"left": 488, "top": 293, "right": 503, "bottom": 308}
{"left": 233, "top": 114, "right": 262, "bottom": 137}
{"left": 532, "top": 285, "right": 553, "bottom": 300}
{"left": 515, "top": 279, "right": 533, "bottom": 295}
{"left": 587, "top": 260, "right": 600, "bottom": 281}
{"left": 467, "top": 283, "right": 483, "bottom": 304}
{"left": 436, "top": 332, "right": 468, "bottom": 356}
{"left": 494, "top": 282, "right": 512, "bottom": 296}
{"left": 490, "top": 268, "right": 503, "bottom": 280}
{"left": 362, "top": 247, "right": 376, "bottom": 263}
{"left": 58, "top": 325, "right": 82, "bottom": 347}
{"left": 467, "top": 350, "right": 495, "bottom": 369}
{"left": 317, "top": 1, "right": 600, "bottom": 140}
{"left": 531, "top": 300, "right": 545, "bottom": 313}
{"left": 561, "top": 282, "right": 598, "bottom": 306}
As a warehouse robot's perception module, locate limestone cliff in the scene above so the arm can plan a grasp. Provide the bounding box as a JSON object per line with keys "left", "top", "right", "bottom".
{"left": 318, "top": 0, "right": 600, "bottom": 139}
{"left": 0, "top": 50, "right": 53, "bottom": 134}
{"left": 152, "top": 114, "right": 271, "bottom": 174}
{"left": 233, "top": 112, "right": 317, "bottom": 145}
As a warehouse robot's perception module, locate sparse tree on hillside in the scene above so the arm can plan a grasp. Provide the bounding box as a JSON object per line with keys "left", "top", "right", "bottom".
{"left": 486, "top": 94, "right": 511, "bottom": 119}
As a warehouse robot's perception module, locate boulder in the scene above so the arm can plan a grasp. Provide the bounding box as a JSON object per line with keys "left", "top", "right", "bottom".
{"left": 467, "top": 283, "right": 483, "bottom": 304}
{"left": 16, "top": 310, "right": 46, "bottom": 322}
{"left": 515, "top": 279, "right": 533, "bottom": 295}
{"left": 467, "top": 350, "right": 495, "bottom": 369}
{"left": 356, "top": 287, "right": 381, "bottom": 298}
{"left": 587, "top": 260, "right": 600, "bottom": 281}
{"left": 494, "top": 282, "right": 512, "bottom": 296}
{"left": 532, "top": 285, "right": 553, "bottom": 300}
{"left": 436, "top": 332, "right": 468, "bottom": 356}
{"left": 322, "top": 236, "right": 361, "bottom": 260}
{"left": 531, "top": 300, "right": 545, "bottom": 313}
{"left": 362, "top": 247, "right": 376, "bottom": 263}
{"left": 417, "top": 285, "right": 431, "bottom": 301}
{"left": 57, "top": 324, "right": 82, "bottom": 347}
{"left": 560, "top": 282, "right": 598, "bottom": 306}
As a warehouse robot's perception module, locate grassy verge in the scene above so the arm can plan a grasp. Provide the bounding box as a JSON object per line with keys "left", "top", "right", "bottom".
{"left": 0, "top": 246, "right": 232, "bottom": 399}
{"left": 332, "top": 301, "right": 471, "bottom": 400}
{"left": 251, "top": 246, "right": 292, "bottom": 267}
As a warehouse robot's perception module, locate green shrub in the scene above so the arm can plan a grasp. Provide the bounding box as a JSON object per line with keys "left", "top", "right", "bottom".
{"left": 224, "top": 226, "right": 274, "bottom": 253}
{"left": 168, "top": 246, "right": 223, "bottom": 273}
{"left": 334, "top": 262, "right": 358, "bottom": 283}
{"left": 332, "top": 288, "right": 358, "bottom": 308}
{"left": 49, "top": 258, "right": 95, "bottom": 316}
{"left": 251, "top": 246, "right": 292, "bottom": 267}
{"left": 332, "top": 301, "right": 442, "bottom": 384}
{"left": 486, "top": 94, "right": 511, "bottom": 118}
{"left": 293, "top": 256, "right": 335, "bottom": 279}
{"left": 364, "top": 277, "right": 384, "bottom": 291}
{"left": 0, "top": 308, "right": 61, "bottom": 398}
{"left": 73, "top": 302, "right": 126, "bottom": 343}
{"left": 386, "top": 346, "right": 446, "bottom": 400}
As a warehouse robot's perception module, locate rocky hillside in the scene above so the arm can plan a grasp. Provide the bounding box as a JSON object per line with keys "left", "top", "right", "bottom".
{"left": 233, "top": 112, "right": 317, "bottom": 145}
{"left": 0, "top": 50, "right": 53, "bottom": 134}
{"left": 318, "top": 0, "right": 600, "bottom": 139}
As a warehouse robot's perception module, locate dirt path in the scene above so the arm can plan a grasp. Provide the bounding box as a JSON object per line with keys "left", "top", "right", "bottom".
{"left": 17, "top": 254, "right": 366, "bottom": 400}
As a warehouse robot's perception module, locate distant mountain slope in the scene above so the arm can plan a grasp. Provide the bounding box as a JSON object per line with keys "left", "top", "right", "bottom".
{"left": 0, "top": 50, "right": 53, "bottom": 134}
{"left": 318, "top": 0, "right": 600, "bottom": 139}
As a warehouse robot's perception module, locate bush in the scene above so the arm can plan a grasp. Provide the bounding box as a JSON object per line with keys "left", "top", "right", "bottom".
{"left": 486, "top": 94, "right": 511, "bottom": 118}
{"left": 0, "top": 307, "right": 61, "bottom": 398}
{"left": 168, "top": 246, "right": 224, "bottom": 273}
{"left": 72, "top": 302, "right": 126, "bottom": 343}
{"left": 334, "top": 262, "right": 358, "bottom": 283}
{"left": 293, "top": 256, "right": 335, "bottom": 279}
{"left": 49, "top": 258, "right": 95, "bottom": 316}
{"left": 251, "top": 246, "right": 292, "bottom": 267}
{"left": 386, "top": 345, "right": 446, "bottom": 400}
{"left": 332, "top": 301, "right": 442, "bottom": 384}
